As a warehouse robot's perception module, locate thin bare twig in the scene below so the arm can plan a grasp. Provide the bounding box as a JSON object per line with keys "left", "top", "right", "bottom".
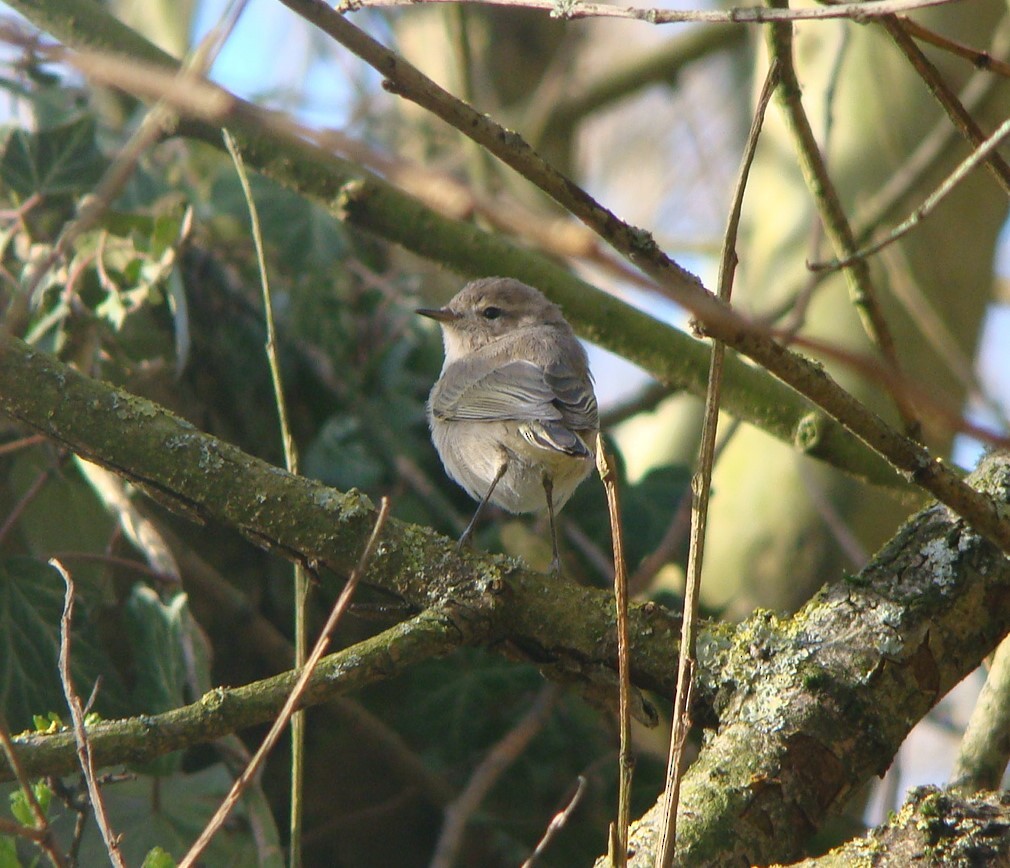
{"left": 768, "top": 9, "right": 920, "bottom": 437}
{"left": 223, "top": 126, "right": 310, "bottom": 868}
{"left": 657, "top": 57, "right": 779, "bottom": 868}
{"left": 0, "top": 433, "right": 46, "bottom": 456}
{"left": 337, "top": 0, "right": 964, "bottom": 25}
{"left": 595, "top": 440, "right": 633, "bottom": 867}
{"left": 429, "top": 684, "right": 560, "bottom": 868}
{"left": 881, "top": 16, "right": 1010, "bottom": 196}
{"left": 520, "top": 775, "right": 587, "bottom": 868}
{"left": 52, "top": 558, "right": 126, "bottom": 868}
{"left": 898, "top": 14, "right": 1010, "bottom": 77}
{"left": 879, "top": 242, "right": 1010, "bottom": 433}
{"left": 852, "top": 37, "right": 1007, "bottom": 241}
{"left": 0, "top": 463, "right": 53, "bottom": 547}
{"left": 815, "top": 113, "right": 1010, "bottom": 272}
{"left": 178, "top": 497, "right": 390, "bottom": 868}
{"left": 0, "top": 714, "right": 65, "bottom": 868}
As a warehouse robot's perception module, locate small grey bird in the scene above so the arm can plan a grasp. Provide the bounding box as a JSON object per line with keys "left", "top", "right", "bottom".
{"left": 418, "top": 277, "right": 599, "bottom": 574}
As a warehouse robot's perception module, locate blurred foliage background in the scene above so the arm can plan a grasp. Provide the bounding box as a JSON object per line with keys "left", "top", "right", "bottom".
{"left": 1, "top": 0, "right": 1010, "bottom": 865}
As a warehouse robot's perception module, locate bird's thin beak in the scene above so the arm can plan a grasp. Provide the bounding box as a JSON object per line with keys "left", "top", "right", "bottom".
{"left": 416, "top": 306, "right": 460, "bottom": 323}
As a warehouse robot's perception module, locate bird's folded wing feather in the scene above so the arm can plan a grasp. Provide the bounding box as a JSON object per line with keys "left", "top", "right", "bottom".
{"left": 431, "top": 359, "right": 598, "bottom": 433}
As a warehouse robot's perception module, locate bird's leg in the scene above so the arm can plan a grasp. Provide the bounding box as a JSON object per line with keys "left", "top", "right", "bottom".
{"left": 458, "top": 457, "right": 508, "bottom": 550}
{"left": 543, "top": 474, "right": 561, "bottom": 576}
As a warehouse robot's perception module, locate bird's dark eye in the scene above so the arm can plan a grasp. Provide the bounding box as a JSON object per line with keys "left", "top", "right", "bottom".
{"left": 482, "top": 306, "right": 503, "bottom": 320}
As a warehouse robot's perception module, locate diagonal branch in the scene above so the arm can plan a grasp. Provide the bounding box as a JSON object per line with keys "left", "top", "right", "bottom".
{"left": 767, "top": 6, "right": 919, "bottom": 435}
{"left": 4, "top": 1, "right": 911, "bottom": 491}
{"left": 1, "top": 609, "right": 466, "bottom": 783}
{"left": 616, "top": 450, "right": 1010, "bottom": 866}
{"left": 881, "top": 16, "right": 1010, "bottom": 195}
{"left": 0, "top": 333, "right": 684, "bottom": 694}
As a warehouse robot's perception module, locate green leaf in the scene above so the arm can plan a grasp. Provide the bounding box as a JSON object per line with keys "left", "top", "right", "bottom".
{"left": 0, "top": 558, "right": 125, "bottom": 731}
{"left": 8, "top": 452, "right": 115, "bottom": 600}
{"left": 0, "top": 118, "right": 105, "bottom": 200}
{"left": 141, "top": 846, "right": 177, "bottom": 868}
{"left": 0, "top": 834, "right": 20, "bottom": 868}
{"left": 68, "top": 765, "right": 282, "bottom": 867}
{"left": 124, "top": 586, "right": 189, "bottom": 715}
{"left": 209, "top": 170, "right": 347, "bottom": 271}
{"left": 123, "top": 587, "right": 199, "bottom": 776}
{"left": 9, "top": 781, "right": 52, "bottom": 827}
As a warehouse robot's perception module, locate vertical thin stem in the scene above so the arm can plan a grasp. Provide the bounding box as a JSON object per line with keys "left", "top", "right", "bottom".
{"left": 52, "top": 559, "right": 126, "bottom": 868}
{"left": 223, "top": 129, "right": 307, "bottom": 868}
{"left": 595, "top": 440, "right": 633, "bottom": 866}
{"left": 657, "top": 59, "right": 779, "bottom": 868}
{"left": 767, "top": 2, "right": 921, "bottom": 438}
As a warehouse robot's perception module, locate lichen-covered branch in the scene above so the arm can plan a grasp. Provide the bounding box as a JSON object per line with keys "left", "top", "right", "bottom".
{"left": 785, "top": 786, "right": 1010, "bottom": 867}
{"left": 615, "top": 453, "right": 1010, "bottom": 865}
{"left": 1, "top": 610, "right": 463, "bottom": 782}
{"left": 0, "top": 334, "right": 683, "bottom": 695}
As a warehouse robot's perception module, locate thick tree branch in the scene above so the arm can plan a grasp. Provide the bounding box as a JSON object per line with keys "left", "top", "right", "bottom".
{"left": 1, "top": 339, "right": 1010, "bottom": 862}
{"left": 617, "top": 452, "right": 1010, "bottom": 865}
{"left": 787, "top": 786, "right": 1010, "bottom": 866}
{"left": 3, "top": 0, "right": 905, "bottom": 488}
{"left": 1, "top": 609, "right": 464, "bottom": 782}
{"left": 0, "top": 334, "right": 683, "bottom": 694}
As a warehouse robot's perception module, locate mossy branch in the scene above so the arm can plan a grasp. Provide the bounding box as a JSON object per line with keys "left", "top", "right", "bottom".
{"left": 0, "top": 333, "right": 683, "bottom": 695}
{"left": 4, "top": 0, "right": 903, "bottom": 488}
{"left": 2, "top": 610, "right": 461, "bottom": 782}
{"left": 1, "top": 340, "right": 1010, "bottom": 863}
{"left": 618, "top": 452, "right": 1010, "bottom": 865}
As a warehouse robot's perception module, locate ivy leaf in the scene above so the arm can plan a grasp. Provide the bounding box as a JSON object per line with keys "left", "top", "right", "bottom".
{"left": 14, "top": 765, "right": 282, "bottom": 867}
{"left": 0, "top": 117, "right": 105, "bottom": 200}
{"left": 123, "top": 587, "right": 209, "bottom": 776}
{"left": 0, "top": 558, "right": 126, "bottom": 731}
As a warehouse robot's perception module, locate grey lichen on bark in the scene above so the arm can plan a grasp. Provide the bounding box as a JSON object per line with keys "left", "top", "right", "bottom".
{"left": 613, "top": 451, "right": 1010, "bottom": 867}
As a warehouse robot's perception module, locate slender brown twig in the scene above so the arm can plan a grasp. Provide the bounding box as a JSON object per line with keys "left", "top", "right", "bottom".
{"left": 898, "top": 14, "right": 1010, "bottom": 77}
{"left": 0, "top": 714, "right": 65, "bottom": 868}
{"left": 429, "top": 684, "right": 560, "bottom": 868}
{"left": 0, "top": 433, "right": 46, "bottom": 456}
{"left": 657, "top": 56, "right": 779, "bottom": 868}
{"left": 881, "top": 16, "right": 1010, "bottom": 196}
{"left": 178, "top": 497, "right": 390, "bottom": 868}
{"left": 0, "top": 463, "right": 53, "bottom": 547}
{"left": 52, "top": 559, "right": 126, "bottom": 868}
{"left": 595, "top": 440, "right": 633, "bottom": 867}
{"left": 520, "top": 775, "right": 587, "bottom": 868}
{"left": 852, "top": 31, "right": 1008, "bottom": 241}
{"left": 336, "top": 0, "right": 964, "bottom": 24}
{"left": 814, "top": 113, "right": 1010, "bottom": 272}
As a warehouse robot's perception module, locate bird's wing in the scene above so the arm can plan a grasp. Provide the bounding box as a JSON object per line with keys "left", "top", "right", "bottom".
{"left": 431, "top": 359, "right": 562, "bottom": 422}
{"left": 432, "top": 358, "right": 598, "bottom": 459}
{"left": 544, "top": 363, "right": 598, "bottom": 432}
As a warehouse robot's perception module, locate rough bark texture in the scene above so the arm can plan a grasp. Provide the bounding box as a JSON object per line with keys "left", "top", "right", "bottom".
{"left": 615, "top": 452, "right": 1010, "bottom": 865}
{"left": 3, "top": 332, "right": 1010, "bottom": 864}
{"left": 781, "top": 786, "right": 1010, "bottom": 867}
